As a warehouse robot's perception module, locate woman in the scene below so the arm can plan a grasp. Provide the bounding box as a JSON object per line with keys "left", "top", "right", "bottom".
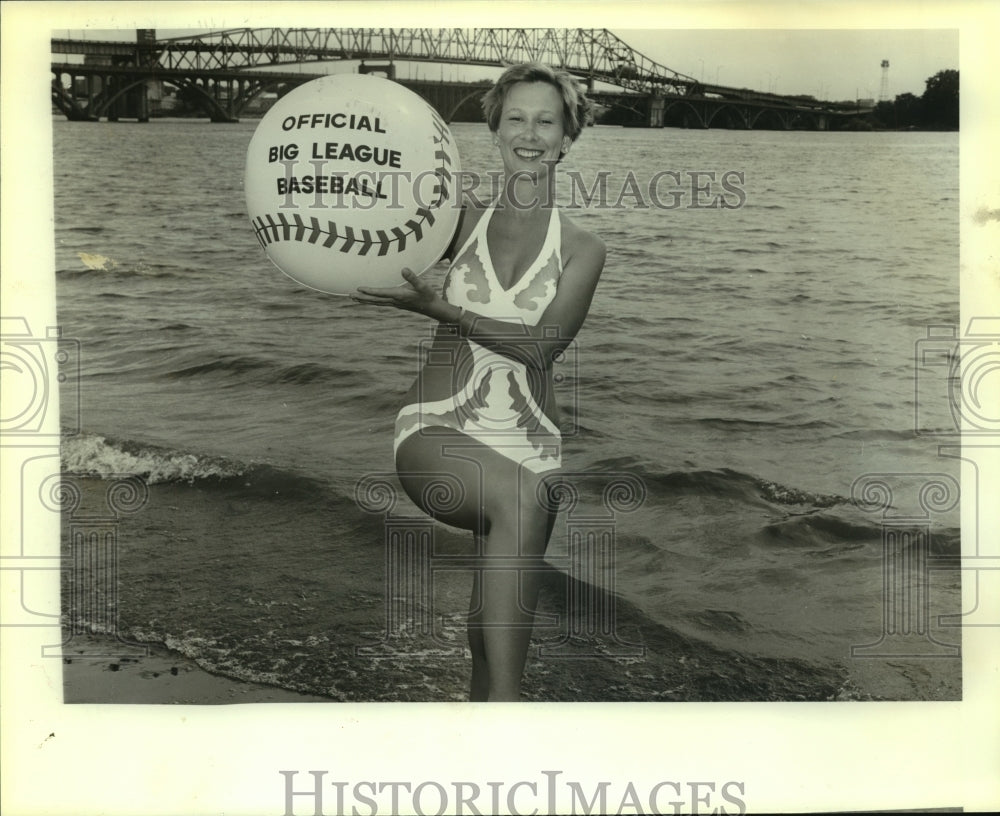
{"left": 353, "top": 63, "right": 606, "bottom": 701}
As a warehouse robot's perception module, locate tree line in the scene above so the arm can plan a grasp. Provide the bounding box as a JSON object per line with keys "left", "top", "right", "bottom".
{"left": 872, "top": 69, "right": 958, "bottom": 130}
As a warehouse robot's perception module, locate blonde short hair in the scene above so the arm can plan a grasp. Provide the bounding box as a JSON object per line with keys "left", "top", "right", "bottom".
{"left": 482, "top": 63, "right": 593, "bottom": 150}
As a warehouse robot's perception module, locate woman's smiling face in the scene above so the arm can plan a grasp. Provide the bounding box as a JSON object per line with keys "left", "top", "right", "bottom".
{"left": 495, "top": 81, "right": 571, "bottom": 173}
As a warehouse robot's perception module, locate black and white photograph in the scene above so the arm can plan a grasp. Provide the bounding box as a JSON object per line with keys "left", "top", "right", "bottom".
{"left": 48, "top": 22, "right": 964, "bottom": 704}
{"left": 2, "top": 1, "right": 998, "bottom": 814}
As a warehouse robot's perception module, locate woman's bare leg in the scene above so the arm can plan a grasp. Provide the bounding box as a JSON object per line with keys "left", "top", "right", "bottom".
{"left": 467, "top": 546, "right": 488, "bottom": 702}
{"left": 475, "top": 493, "right": 550, "bottom": 701}
{"left": 396, "top": 433, "right": 558, "bottom": 701}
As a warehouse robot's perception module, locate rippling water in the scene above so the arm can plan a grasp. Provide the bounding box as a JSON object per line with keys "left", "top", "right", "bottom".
{"left": 54, "top": 116, "right": 961, "bottom": 701}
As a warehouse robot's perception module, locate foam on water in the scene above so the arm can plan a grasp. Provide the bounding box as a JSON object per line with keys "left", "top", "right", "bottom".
{"left": 62, "top": 433, "right": 248, "bottom": 484}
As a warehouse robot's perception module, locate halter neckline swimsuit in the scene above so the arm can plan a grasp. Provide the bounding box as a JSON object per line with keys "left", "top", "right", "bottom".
{"left": 393, "top": 199, "right": 564, "bottom": 474}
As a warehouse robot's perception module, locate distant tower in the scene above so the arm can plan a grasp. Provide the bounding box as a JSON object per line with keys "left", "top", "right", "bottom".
{"left": 879, "top": 59, "right": 890, "bottom": 102}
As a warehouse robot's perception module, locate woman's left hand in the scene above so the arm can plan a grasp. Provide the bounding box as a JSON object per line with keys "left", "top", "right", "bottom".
{"left": 352, "top": 269, "right": 441, "bottom": 318}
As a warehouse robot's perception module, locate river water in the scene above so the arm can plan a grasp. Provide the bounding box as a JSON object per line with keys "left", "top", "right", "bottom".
{"left": 53, "top": 115, "right": 961, "bottom": 701}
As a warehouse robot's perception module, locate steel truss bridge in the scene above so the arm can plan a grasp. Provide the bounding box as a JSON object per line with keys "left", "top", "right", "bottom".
{"left": 51, "top": 28, "right": 870, "bottom": 128}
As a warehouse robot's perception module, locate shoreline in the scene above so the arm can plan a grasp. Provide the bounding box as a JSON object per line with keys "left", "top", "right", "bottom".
{"left": 62, "top": 633, "right": 332, "bottom": 704}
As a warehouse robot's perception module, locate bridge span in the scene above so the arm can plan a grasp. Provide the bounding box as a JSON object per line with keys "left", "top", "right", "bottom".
{"left": 51, "top": 28, "right": 870, "bottom": 129}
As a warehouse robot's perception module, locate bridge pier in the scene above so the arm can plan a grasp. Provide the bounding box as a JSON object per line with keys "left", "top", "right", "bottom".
{"left": 646, "top": 94, "right": 665, "bottom": 128}
{"left": 135, "top": 82, "right": 150, "bottom": 122}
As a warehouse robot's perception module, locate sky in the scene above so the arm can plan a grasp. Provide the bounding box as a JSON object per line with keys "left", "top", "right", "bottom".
{"left": 620, "top": 29, "right": 957, "bottom": 101}
{"left": 52, "top": 26, "right": 958, "bottom": 103}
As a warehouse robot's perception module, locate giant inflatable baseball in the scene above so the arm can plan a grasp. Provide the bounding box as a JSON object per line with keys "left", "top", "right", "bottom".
{"left": 245, "top": 73, "right": 462, "bottom": 295}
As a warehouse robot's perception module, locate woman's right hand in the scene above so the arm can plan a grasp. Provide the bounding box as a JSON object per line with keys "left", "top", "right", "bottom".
{"left": 352, "top": 268, "right": 458, "bottom": 323}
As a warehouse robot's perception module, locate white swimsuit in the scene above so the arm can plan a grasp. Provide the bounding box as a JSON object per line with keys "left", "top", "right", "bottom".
{"left": 393, "top": 200, "right": 564, "bottom": 474}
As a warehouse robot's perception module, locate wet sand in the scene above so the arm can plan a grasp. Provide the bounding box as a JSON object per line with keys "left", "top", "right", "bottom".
{"left": 61, "top": 633, "right": 331, "bottom": 704}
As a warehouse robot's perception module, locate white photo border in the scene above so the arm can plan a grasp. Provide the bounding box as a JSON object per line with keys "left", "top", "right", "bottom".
{"left": 2, "top": 1, "right": 998, "bottom": 814}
